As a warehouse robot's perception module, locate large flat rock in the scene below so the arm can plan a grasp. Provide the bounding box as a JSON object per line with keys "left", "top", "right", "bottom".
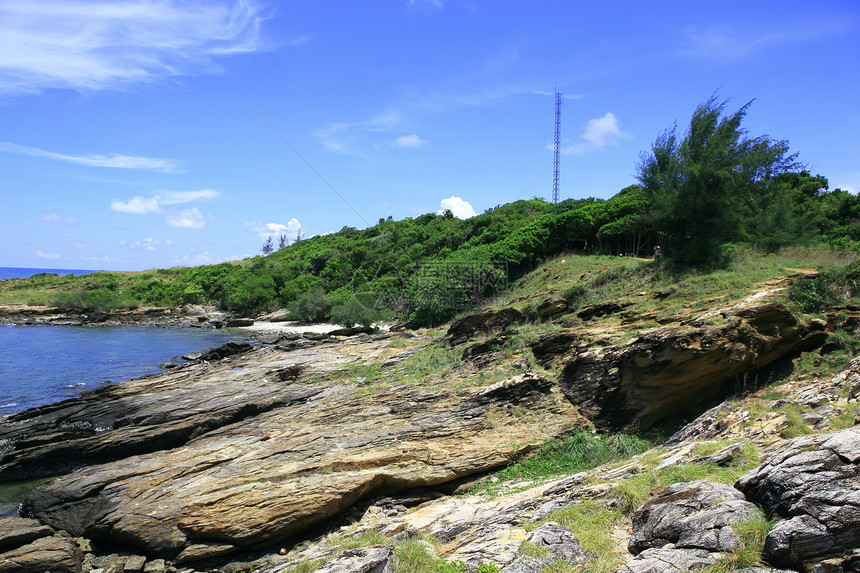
{"left": 4, "top": 338, "right": 582, "bottom": 560}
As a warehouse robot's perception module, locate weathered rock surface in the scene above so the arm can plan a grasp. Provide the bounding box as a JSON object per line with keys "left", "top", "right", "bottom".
{"left": 503, "top": 522, "right": 587, "bottom": 572}
{"left": 4, "top": 336, "right": 582, "bottom": 560}
{"left": 736, "top": 427, "right": 860, "bottom": 569}
{"left": 310, "top": 545, "right": 394, "bottom": 573}
{"left": 558, "top": 303, "right": 822, "bottom": 430}
{"left": 616, "top": 547, "right": 718, "bottom": 573}
{"left": 0, "top": 517, "right": 53, "bottom": 552}
{"left": 0, "top": 304, "right": 231, "bottom": 329}
{"left": 628, "top": 480, "right": 757, "bottom": 554}
{"left": 0, "top": 534, "right": 82, "bottom": 573}
{"left": 445, "top": 308, "right": 523, "bottom": 345}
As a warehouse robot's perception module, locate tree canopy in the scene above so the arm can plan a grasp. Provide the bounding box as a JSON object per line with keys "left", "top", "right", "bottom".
{"left": 637, "top": 97, "right": 802, "bottom": 265}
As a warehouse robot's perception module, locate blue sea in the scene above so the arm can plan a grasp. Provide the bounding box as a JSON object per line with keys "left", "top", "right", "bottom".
{"left": 0, "top": 267, "right": 101, "bottom": 279}
{"left": 0, "top": 325, "right": 250, "bottom": 418}
{"left": 0, "top": 267, "right": 256, "bottom": 515}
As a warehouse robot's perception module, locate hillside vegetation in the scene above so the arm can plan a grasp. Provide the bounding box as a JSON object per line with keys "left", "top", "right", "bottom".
{"left": 3, "top": 97, "right": 860, "bottom": 326}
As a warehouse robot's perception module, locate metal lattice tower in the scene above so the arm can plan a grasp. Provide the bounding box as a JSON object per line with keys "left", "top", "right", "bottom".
{"left": 552, "top": 90, "right": 564, "bottom": 204}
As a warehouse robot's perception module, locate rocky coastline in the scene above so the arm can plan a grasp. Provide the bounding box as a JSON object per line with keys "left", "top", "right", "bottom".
{"left": 1, "top": 296, "right": 858, "bottom": 573}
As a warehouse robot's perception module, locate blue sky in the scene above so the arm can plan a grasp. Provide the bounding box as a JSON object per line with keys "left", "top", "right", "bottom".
{"left": 1, "top": 0, "right": 858, "bottom": 271}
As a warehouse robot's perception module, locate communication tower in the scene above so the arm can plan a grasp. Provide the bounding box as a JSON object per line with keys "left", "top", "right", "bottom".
{"left": 552, "top": 90, "right": 564, "bottom": 204}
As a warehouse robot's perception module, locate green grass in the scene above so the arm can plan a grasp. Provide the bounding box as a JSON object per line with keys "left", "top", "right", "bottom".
{"left": 779, "top": 405, "right": 815, "bottom": 439}
{"left": 542, "top": 500, "right": 625, "bottom": 573}
{"left": 698, "top": 509, "right": 773, "bottom": 573}
{"left": 613, "top": 445, "right": 761, "bottom": 515}
{"left": 467, "top": 430, "right": 652, "bottom": 495}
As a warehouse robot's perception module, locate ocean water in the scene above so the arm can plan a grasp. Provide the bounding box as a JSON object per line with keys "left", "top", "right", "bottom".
{"left": 0, "top": 267, "right": 100, "bottom": 279}
{"left": 0, "top": 325, "right": 250, "bottom": 418}
{"left": 0, "top": 323, "right": 251, "bottom": 515}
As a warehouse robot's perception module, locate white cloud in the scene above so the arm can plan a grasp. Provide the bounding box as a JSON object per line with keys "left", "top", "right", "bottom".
{"left": 437, "top": 196, "right": 477, "bottom": 219}
{"left": 159, "top": 189, "right": 218, "bottom": 204}
{"left": 110, "top": 195, "right": 161, "bottom": 215}
{"left": 838, "top": 183, "right": 858, "bottom": 195}
{"left": 110, "top": 189, "right": 216, "bottom": 228}
{"left": 36, "top": 250, "right": 60, "bottom": 259}
{"left": 562, "top": 113, "right": 631, "bottom": 155}
{"left": 0, "top": 142, "right": 182, "bottom": 173}
{"left": 393, "top": 134, "right": 426, "bottom": 148}
{"left": 0, "top": 1, "right": 271, "bottom": 94}
{"left": 248, "top": 218, "right": 303, "bottom": 241}
{"left": 166, "top": 207, "right": 205, "bottom": 229}
{"left": 408, "top": 0, "right": 443, "bottom": 9}
{"left": 42, "top": 213, "right": 77, "bottom": 224}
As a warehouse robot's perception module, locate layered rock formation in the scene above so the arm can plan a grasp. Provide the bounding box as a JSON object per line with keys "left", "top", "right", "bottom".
{"left": 2, "top": 334, "right": 583, "bottom": 563}
{"left": 558, "top": 303, "right": 826, "bottom": 430}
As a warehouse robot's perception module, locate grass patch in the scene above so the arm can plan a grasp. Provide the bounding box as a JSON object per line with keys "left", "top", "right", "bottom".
{"left": 544, "top": 500, "right": 625, "bottom": 573}
{"left": 779, "top": 405, "right": 815, "bottom": 439}
{"left": 699, "top": 509, "right": 773, "bottom": 572}
{"left": 614, "top": 445, "right": 761, "bottom": 515}
{"left": 467, "top": 431, "right": 652, "bottom": 494}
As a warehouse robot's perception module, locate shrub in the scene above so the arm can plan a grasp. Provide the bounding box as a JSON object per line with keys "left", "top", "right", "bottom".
{"left": 287, "top": 286, "right": 331, "bottom": 322}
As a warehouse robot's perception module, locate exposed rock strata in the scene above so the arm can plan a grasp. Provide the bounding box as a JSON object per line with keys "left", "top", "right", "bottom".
{"left": 736, "top": 427, "right": 860, "bottom": 569}
{"left": 4, "top": 336, "right": 582, "bottom": 561}
{"left": 627, "top": 480, "right": 757, "bottom": 555}
{"left": 558, "top": 303, "right": 825, "bottom": 430}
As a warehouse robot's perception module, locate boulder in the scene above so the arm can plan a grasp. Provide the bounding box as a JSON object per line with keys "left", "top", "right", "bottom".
{"left": 628, "top": 480, "right": 757, "bottom": 555}
{"left": 0, "top": 534, "right": 82, "bottom": 573}
{"left": 0, "top": 517, "right": 53, "bottom": 551}
{"left": 534, "top": 299, "right": 569, "bottom": 319}
{"left": 529, "top": 332, "right": 577, "bottom": 368}
{"left": 616, "top": 547, "right": 718, "bottom": 573}
{"left": 503, "top": 522, "right": 587, "bottom": 572}
{"left": 313, "top": 545, "right": 394, "bottom": 573}
{"left": 558, "top": 303, "right": 819, "bottom": 430}
{"left": 576, "top": 302, "right": 627, "bottom": 321}
{"left": 445, "top": 308, "right": 523, "bottom": 345}
{"left": 181, "top": 341, "right": 253, "bottom": 362}
{"left": 736, "top": 427, "right": 860, "bottom": 569}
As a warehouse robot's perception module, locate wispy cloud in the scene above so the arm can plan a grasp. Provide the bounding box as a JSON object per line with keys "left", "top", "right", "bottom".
{"left": 110, "top": 189, "right": 218, "bottom": 228}
{"left": 393, "top": 134, "right": 426, "bottom": 148}
{"left": 408, "top": 0, "right": 443, "bottom": 9}
{"left": 0, "top": 142, "right": 183, "bottom": 173}
{"left": 679, "top": 15, "right": 851, "bottom": 61}
{"left": 36, "top": 250, "right": 60, "bottom": 259}
{"left": 315, "top": 111, "right": 407, "bottom": 156}
{"left": 561, "top": 113, "right": 631, "bottom": 155}
{"left": 0, "top": 1, "right": 271, "bottom": 94}
{"left": 166, "top": 208, "right": 206, "bottom": 229}
{"left": 42, "top": 213, "right": 77, "bottom": 224}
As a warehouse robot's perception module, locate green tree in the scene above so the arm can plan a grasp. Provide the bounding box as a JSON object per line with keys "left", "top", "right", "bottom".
{"left": 261, "top": 235, "right": 274, "bottom": 255}
{"left": 637, "top": 96, "right": 800, "bottom": 266}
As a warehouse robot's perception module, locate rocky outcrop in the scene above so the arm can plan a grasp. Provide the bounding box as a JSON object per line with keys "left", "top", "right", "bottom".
{"left": 558, "top": 303, "right": 824, "bottom": 430}
{"left": 3, "top": 334, "right": 582, "bottom": 561}
{"left": 0, "top": 304, "right": 233, "bottom": 329}
{"left": 503, "top": 522, "right": 587, "bottom": 572}
{"left": 445, "top": 308, "right": 523, "bottom": 345}
{"left": 736, "top": 427, "right": 860, "bottom": 569}
{"left": 0, "top": 525, "right": 83, "bottom": 573}
{"left": 627, "top": 480, "right": 758, "bottom": 555}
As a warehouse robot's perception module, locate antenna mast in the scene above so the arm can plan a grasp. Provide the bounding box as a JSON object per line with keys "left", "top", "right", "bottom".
{"left": 552, "top": 89, "right": 564, "bottom": 204}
